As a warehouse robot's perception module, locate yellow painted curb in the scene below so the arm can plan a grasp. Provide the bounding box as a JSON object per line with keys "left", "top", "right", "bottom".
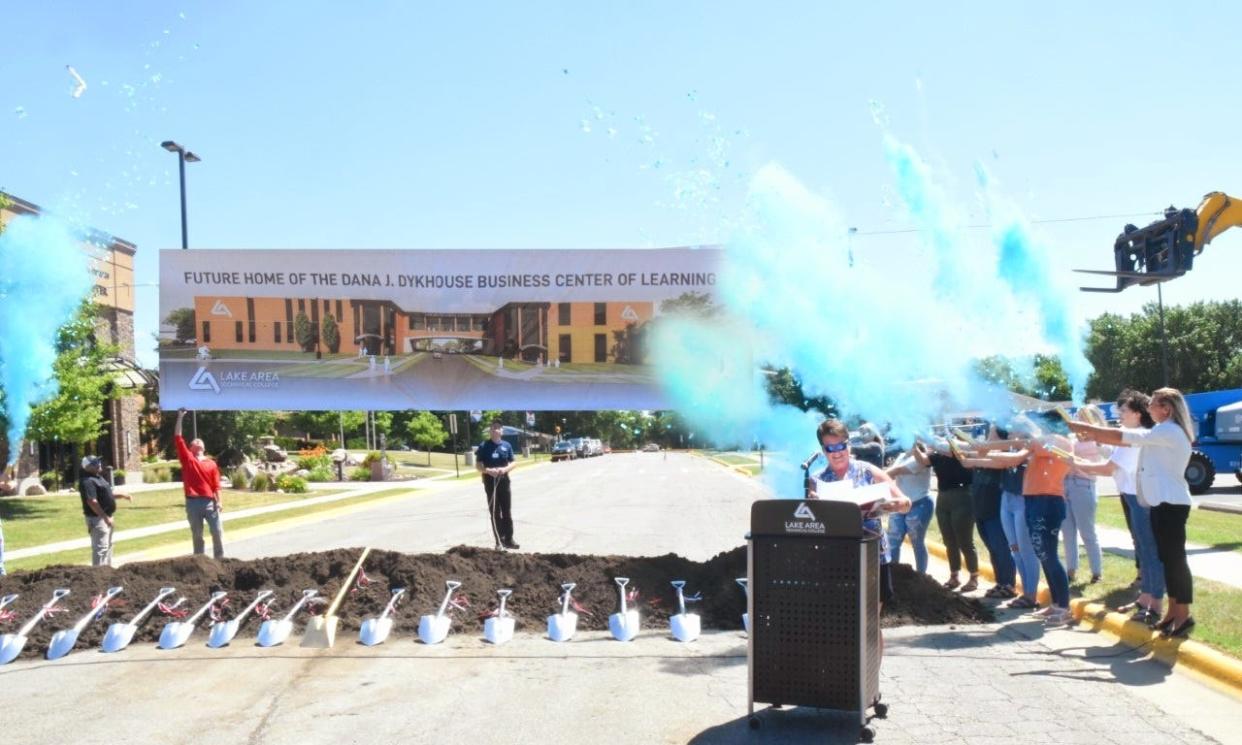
{"left": 924, "top": 537, "right": 1242, "bottom": 699}
{"left": 695, "top": 452, "right": 759, "bottom": 477}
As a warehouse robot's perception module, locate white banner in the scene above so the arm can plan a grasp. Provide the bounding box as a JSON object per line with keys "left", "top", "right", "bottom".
{"left": 159, "top": 247, "right": 722, "bottom": 410}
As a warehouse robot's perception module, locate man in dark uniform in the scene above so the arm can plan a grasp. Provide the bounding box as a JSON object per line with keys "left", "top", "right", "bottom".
{"left": 476, "top": 420, "right": 519, "bottom": 549}
{"left": 78, "top": 455, "right": 131, "bottom": 567}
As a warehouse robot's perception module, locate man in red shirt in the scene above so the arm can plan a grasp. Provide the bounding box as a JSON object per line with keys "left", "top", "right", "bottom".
{"left": 175, "top": 408, "right": 224, "bottom": 558}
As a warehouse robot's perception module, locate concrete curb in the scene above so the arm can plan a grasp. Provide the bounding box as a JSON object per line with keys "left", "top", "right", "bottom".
{"left": 693, "top": 452, "right": 759, "bottom": 477}
{"left": 923, "top": 538, "right": 1242, "bottom": 698}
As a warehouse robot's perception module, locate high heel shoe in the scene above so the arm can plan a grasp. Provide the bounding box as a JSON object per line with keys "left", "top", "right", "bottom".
{"left": 1163, "top": 617, "right": 1195, "bottom": 639}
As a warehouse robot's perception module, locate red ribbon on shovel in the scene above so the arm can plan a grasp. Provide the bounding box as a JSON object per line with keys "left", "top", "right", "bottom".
{"left": 90, "top": 592, "right": 119, "bottom": 621}
{"left": 0, "top": 609, "right": 15, "bottom": 624}
{"left": 253, "top": 602, "right": 273, "bottom": 622}
{"left": 570, "top": 598, "right": 593, "bottom": 617}
{"left": 209, "top": 597, "right": 231, "bottom": 623}
{"left": 158, "top": 599, "right": 189, "bottom": 619}
{"left": 350, "top": 569, "right": 375, "bottom": 595}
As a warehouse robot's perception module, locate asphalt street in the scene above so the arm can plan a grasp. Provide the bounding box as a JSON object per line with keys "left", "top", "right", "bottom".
{"left": 2, "top": 452, "right": 1239, "bottom": 744}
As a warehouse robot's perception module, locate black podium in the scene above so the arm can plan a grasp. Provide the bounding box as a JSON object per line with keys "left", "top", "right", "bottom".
{"left": 746, "top": 498, "right": 886, "bottom": 742}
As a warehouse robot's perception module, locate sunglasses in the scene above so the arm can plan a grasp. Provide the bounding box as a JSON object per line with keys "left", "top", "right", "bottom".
{"left": 821, "top": 441, "right": 848, "bottom": 453}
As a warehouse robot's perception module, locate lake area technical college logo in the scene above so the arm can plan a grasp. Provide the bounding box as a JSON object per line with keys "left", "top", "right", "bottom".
{"left": 210, "top": 300, "right": 232, "bottom": 317}
{"left": 785, "top": 501, "right": 826, "bottom": 534}
{"left": 188, "top": 366, "right": 280, "bottom": 394}
{"left": 188, "top": 367, "right": 221, "bottom": 393}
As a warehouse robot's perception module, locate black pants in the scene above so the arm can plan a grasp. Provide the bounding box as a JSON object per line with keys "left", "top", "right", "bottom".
{"left": 482, "top": 474, "right": 514, "bottom": 544}
{"left": 1119, "top": 495, "right": 1140, "bottom": 570}
{"left": 1151, "top": 503, "right": 1192, "bottom": 603}
{"left": 936, "top": 487, "right": 978, "bottom": 574}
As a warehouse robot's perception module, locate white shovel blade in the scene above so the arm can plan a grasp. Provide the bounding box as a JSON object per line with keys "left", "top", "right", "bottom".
{"left": 206, "top": 620, "right": 239, "bottom": 649}
{"left": 101, "top": 623, "right": 138, "bottom": 653}
{"left": 609, "top": 610, "right": 640, "bottom": 642}
{"left": 742, "top": 612, "right": 750, "bottom": 635}
{"left": 483, "top": 616, "right": 514, "bottom": 645}
{"left": 670, "top": 613, "right": 701, "bottom": 643}
{"left": 256, "top": 619, "right": 293, "bottom": 648}
{"left": 46, "top": 629, "right": 82, "bottom": 661}
{"left": 0, "top": 634, "right": 29, "bottom": 665}
{"left": 158, "top": 621, "right": 197, "bottom": 650}
{"left": 358, "top": 617, "right": 393, "bottom": 647}
{"left": 417, "top": 614, "right": 451, "bottom": 645}
{"left": 547, "top": 612, "right": 577, "bottom": 642}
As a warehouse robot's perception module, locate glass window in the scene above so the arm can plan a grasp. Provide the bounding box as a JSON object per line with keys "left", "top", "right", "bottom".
{"left": 594, "top": 303, "right": 606, "bottom": 325}
{"left": 558, "top": 303, "right": 571, "bottom": 325}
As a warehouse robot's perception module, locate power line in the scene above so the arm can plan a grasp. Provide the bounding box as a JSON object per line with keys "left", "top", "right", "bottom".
{"left": 851, "top": 211, "right": 1163, "bottom": 237}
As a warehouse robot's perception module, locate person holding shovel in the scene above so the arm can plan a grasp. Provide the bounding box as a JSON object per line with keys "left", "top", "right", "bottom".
{"left": 175, "top": 408, "right": 224, "bottom": 558}
{"left": 78, "top": 455, "right": 132, "bottom": 567}
{"left": 476, "top": 420, "right": 519, "bottom": 549}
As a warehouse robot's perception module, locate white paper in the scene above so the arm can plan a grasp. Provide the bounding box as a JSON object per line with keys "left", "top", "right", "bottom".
{"left": 814, "top": 480, "right": 890, "bottom": 507}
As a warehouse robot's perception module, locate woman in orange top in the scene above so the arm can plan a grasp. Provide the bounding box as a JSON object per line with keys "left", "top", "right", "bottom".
{"left": 964, "top": 418, "right": 1075, "bottom": 625}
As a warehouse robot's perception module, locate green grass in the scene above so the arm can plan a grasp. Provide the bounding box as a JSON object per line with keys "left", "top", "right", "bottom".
{"left": 713, "top": 453, "right": 761, "bottom": 466}
{"left": 3, "top": 487, "right": 416, "bottom": 573}
{"left": 0, "top": 487, "right": 343, "bottom": 550}
{"left": 367, "top": 450, "right": 551, "bottom": 471}
{"left": 1095, "top": 495, "right": 1242, "bottom": 556}
{"left": 919, "top": 508, "right": 1242, "bottom": 660}
{"left": 463, "top": 354, "right": 535, "bottom": 374}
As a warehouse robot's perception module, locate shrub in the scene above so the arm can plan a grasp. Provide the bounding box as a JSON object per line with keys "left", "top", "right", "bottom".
{"left": 345, "top": 437, "right": 368, "bottom": 450}
{"left": 296, "top": 454, "right": 331, "bottom": 471}
{"left": 145, "top": 466, "right": 171, "bottom": 483}
{"left": 230, "top": 468, "right": 250, "bottom": 490}
{"left": 275, "top": 474, "right": 308, "bottom": 493}
{"left": 40, "top": 471, "right": 59, "bottom": 490}
{"left": 361, "top": 451, "right": 383, "bottom": 466}
{"left": 307, "top": 466, "right": 334, "bottom": 482}
{"left": 113, "top": 470, "right": 127, "bottom": 485}
{"left": 251, "top": 471, "right": 271, "bottom": 492}
{"left": 348, "top": 466, "right": 371, "bottom": 481}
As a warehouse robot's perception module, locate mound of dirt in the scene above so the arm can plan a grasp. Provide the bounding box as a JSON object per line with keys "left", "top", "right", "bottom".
{"left": 0, "top": 547, "right": 991, "bottom": 660}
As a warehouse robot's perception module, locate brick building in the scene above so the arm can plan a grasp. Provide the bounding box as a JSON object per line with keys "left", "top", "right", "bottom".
{"left": 186, "top": 295, "right": 654, "bottom": 364}
{"left": 0, "top": 192, "right": 146, "bottom": 484}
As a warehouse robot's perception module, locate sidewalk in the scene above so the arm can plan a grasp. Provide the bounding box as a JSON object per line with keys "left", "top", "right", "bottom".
{"left": 1096, "top": 523, "right": 1242, "bottom": 589}
{"left": 4, "top": 480, "right": 417, "bottom": 561}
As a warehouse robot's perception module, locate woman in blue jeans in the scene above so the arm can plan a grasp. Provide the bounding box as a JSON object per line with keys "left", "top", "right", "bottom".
{"left": 886, "top": 443, "right": 934, "bottom": 573}
{"left": 964, "top": 425, "right": 1018, "bottom": 599}
{"left": 1072, "top": 390, "right": 1164, "bottom": 624}
{"left": 961, "top": 426, "right": 1040, "bottom": 608}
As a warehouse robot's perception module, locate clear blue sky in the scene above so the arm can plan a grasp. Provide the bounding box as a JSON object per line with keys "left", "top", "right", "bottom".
{"left": 2, "top": 2, "right": 1239, "bottom": 369}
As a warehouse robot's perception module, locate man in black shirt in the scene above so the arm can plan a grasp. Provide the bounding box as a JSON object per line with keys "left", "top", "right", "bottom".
{"left": 476, "top": 421, "right": 519, "bottom": 549}
{"left": 79, "top": 456, "right": 131, "bottom": 567}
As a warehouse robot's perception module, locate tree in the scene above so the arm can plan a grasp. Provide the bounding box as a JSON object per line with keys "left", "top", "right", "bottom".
{"left": 25, "top": 302, "right": 117, "bottom": 449}
{"left": 288, "top": 410, "right": 365, "bottom": 442}
{"left": 155, "top": 409, "right": 277, "bottom": 461}
{"left": 658, "top": 291, "right": 720, "bottom": 318}
{"left": 294, "top": 311, "right": 315, "bottom": 352}
{"left": 406, "top": 411, "right": 448, "bottom": 465}
{"left": 321, "top": 314, "right": 341, "bottom": 354}
{"left": 164, "top": 307, "right": 196, "bottom": 344}
{"left": 765, "top": 367, "right": 839, "bottom": 417}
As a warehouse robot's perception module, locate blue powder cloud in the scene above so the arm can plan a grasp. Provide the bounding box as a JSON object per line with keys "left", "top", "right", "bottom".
{"left": 0, "top": 214, "right": 94, "bottom": 463}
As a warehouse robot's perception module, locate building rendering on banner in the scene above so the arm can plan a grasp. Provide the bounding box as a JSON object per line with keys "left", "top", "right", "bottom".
{"left": 0, "top": 191, "right": 147, "bottom": 485}
{"left": 189, "top": 295, "right": 654, "bottom": 364}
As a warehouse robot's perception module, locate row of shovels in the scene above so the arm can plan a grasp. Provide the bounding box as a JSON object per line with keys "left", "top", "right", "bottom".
{"left": 0, "top": 575, "right": 754, "bottom": 663}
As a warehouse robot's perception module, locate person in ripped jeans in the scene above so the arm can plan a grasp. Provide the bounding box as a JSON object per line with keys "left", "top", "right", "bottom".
{"left": 885, "top": 442, "right": 933, "bottom": 574}
{"left": 175, "top": 408, "right": 224, "bottom": 558}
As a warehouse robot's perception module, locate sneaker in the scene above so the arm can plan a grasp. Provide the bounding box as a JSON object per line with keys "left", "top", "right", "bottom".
{"left": 502, "top": 540, "right": 521, "bottom": 550}
{"left": 1089, "top": 574, "right": 1102, "bottom": 584}
{"left": 1044, "top": 607, "right": 1074, "bottom": 626}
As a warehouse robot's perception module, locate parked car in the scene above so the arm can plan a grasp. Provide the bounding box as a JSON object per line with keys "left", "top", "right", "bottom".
{"left": 587, "top": 438, "right": 604, "bottom": 457}
{"left": 569, "top": 437, "right": 589, "bottom": 458}
{"left": 642, "top": 443, "right": 660, "bottom": 452}
{"left": 551, "top": 441, "right": 576, "bottom": 462}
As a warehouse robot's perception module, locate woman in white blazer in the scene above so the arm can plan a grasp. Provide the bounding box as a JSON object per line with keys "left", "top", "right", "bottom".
{"left": 1069, "top": 387, "right": 1195, "bottom": 637}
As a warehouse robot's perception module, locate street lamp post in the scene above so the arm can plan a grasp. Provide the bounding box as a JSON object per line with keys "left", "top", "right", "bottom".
{"left": 162, "top": 140, "right": 202, "bottom": 438}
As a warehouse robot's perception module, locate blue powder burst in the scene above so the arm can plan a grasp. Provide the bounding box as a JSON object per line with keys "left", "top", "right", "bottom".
{"left": 651, "top": 135, "right": 1091, "bottom": 497}
{"left": 0, "top": 214, "right": 93, "bottom": 463}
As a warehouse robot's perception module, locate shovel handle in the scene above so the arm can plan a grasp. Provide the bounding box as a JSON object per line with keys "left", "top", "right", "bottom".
{"left": 559, "top": 583, "right": 575, "bottom": 615}
{"left": 0, "top": 594, "right": 18, "bottom": 611}
{"left": 132, "top": 588, "right": 177, "bottom": 624}
{"left": 238, "top": 590, "right": 275, "bottom": 619}
{"left": 436, "top": 580, "right": 462, "bottom": 618}
{"left": 671, "top": 581, "right": 687, "bottom": 615}
{"left": 381, "top": 588, "right": 407, "bottom": 618}
{"left": 322, "top": 547, "right": 372, "bottom": 620}
{"left": 186, "top": 592, "right": 228, "bottom": 626}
